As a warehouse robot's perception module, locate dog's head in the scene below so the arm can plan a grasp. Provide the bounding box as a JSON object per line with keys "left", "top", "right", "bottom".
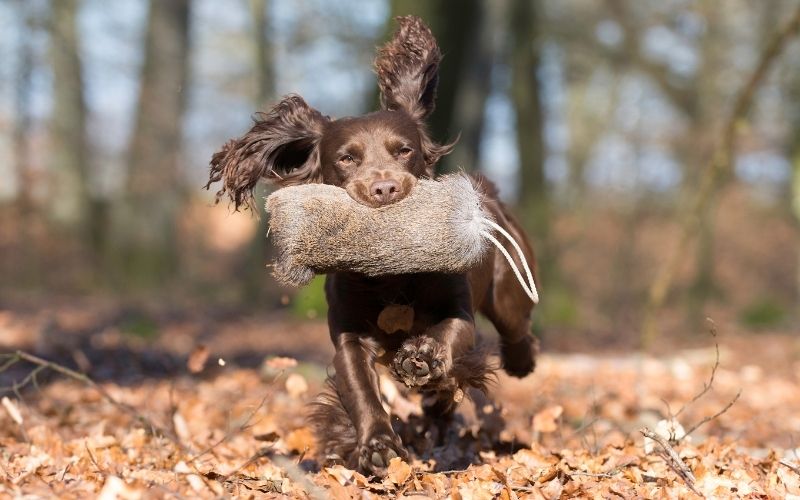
{"left": 207, "top": 16, "right": 454, "bottom": 210}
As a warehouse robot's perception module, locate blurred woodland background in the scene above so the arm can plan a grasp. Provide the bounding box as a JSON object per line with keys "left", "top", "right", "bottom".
{"left": 2, "top": 0, "right": 800, "bottom": 349}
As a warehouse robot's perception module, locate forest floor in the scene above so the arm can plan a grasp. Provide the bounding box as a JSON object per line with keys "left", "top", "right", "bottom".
{"left": 1, "top": 302, "right": 799, "bottom": 498}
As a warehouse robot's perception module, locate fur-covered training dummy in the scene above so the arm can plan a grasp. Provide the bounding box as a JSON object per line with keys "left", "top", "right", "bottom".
{"left": 266, "top": 174, "right": 539, "bottom": 303}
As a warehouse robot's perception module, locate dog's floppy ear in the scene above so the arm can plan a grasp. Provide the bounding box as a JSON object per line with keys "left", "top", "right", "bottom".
{"left": 206, "top": 94, "right": 329, "bottom": 211}
{"left": 374, "top": 16, "right": 441, "bottom": 121}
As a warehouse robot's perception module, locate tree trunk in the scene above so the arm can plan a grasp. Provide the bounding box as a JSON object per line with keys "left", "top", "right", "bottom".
{"left": 384, "top": 0, "right": 481, "bottom": 172}
{"left": 111, "top": 0, "right": 192, "bottom": 287}
{"left": 788, "top": 54, "right": 800, "bottom": 307}
{"left": 48, "top": 0, "right": 89, "bottom": 232}
{"left": 242, "top": 0, "right": 278, "bottom": 305}
{"left": 510, "top": 0, "right": 548, "bottom": 250}
{"left": 251, "top": 0, "right": 274, "bottom": 108}
{"left": 642, "top": 5, "right": 800, "bottom": 343}
{"left": 13, "top": 0, "right": 34, "bottom": 214}
{"left": 793, "top": 147, "right": 800, "bottom": 307}
{"left": 446, "top": 0, "right": 507, "bottom": 172}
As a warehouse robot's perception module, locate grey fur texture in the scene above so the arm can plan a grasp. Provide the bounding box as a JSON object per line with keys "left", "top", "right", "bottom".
{"left": 265, "top": 174, "right": 492, "bottom": 286}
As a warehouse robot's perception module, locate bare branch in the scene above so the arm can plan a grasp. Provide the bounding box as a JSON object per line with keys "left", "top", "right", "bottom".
{"left": 222, "top": 447, "right": 273, "bottom": 481}
{"left": 603, "top": 0, "right": 697, "bottom": 116}
{"left": 640, "top": 427, "right": 701, "bottom": 496}
{"left": 187, "top": 387, "right": 274, "bottom": 463}
{"left": 675, "top": 319, "right": 720, "bottom": 419}
{"left": 1, "top": 351, "right": 180, "bottom": 445}
{"left": 683, "top": 390, "right": 741, "bottom": 439}
{"left": 780, "top": 460, "right": 800, "bottom": 476}
{"left": 643, "top": 4, "right": 800, "bottom": 342}
{"left": 84, "top": 441, "right": 105, "bottom": 475}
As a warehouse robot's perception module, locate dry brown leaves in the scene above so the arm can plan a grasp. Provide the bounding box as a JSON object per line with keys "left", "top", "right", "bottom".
{"left": 1, "top": 326, "right": 799, "bottom": 498}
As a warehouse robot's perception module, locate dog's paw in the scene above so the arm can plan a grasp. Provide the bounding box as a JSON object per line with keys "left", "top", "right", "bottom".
{"left": 500, "top": 336, "right": 536, "bottom": 378}
{"left": 355, "top": 433, "right": 407, "bottom": 478}
{"left": 393, "top": 336, "right": 447, "bottom": 388}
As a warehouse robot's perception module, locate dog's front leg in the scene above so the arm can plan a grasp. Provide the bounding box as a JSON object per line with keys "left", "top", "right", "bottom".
{"left": 332, "top": 332, "right": 406, "bottom": 476}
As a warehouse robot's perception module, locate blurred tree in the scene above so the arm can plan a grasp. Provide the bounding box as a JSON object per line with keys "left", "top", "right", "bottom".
{"left": 445, "top": 1, "right": 508, "bottom": 172}
{"left": 9, "top": 0, "right": 39, "bottom": 287}
{"left": 643, "top": 3, "right": 800, "bottom": 342}
{"left": 243, "top": 0, "right": 278, "bottom": 304}
{"left": 787, "top": 49, "right": 800, "bottom": 307}
{"left": 384, "top": 0, "right": 481, "bottom": 172}
{"left": 510, "top": 0, "right": 549, "bottom": 265}
{"left": 557, "top": 1, "right": 745, "bottom": 324}
{"left": 251, "top": 0, "right": 274, "bottom": 108}
{"left": 47, "top": 0, "right": 90, "bottom": 233}
{"left": 110, "top": 0, "right": 192, "bottom": 286}
{"left": 12, "top": 0, "right": 34, "bottom": 215}
{"left": 602, "top": 0, "right": 717, "bottom": 321}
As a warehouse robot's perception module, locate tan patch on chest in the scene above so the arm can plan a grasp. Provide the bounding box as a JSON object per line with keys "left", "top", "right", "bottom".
{"left": 377, "top": 304, "right": 415, "bottom": 334}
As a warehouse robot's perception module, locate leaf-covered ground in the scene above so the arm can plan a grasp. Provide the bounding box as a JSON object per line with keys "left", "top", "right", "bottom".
{"left": 1, "top": 306, "right": 799, "bottom": 498}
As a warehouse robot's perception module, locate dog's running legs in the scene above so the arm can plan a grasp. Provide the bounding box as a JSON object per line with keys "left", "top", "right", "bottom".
{"left": 332, "top": 332, "right": 407, "bottom": 476}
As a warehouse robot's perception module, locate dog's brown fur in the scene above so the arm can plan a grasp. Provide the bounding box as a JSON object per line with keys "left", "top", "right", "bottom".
{"left": 206, "top": 16, "right": 538, "bottom": 477}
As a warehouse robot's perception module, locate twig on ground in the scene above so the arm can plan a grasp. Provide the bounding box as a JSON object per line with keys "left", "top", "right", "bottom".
{"left": 570, "top": 471, "right": 615, "bottom": 479}
{"left": 415, "top": 469, "right": 469, "bottom": 476}
{"left": 779, "top": 460, "right": 800, "bottom": 476}
{"left": 0, "top": 459, "right": 10, "bottom": 481}
{"left": 57, "top": 461, "right": 71, "bottom": 482}
{"left": 666, "top": 319, "right": 742, "bottom": 444}
{"left": 571, "top": 460, "right": 634, "bottom": 480}
{"left": 0, "top": 355, "right": 20, "bottom": 373}
{"left": 84, "top": 441, "right": 105, "bottom": 475}
{"left": 682, "top": 390, "right": 741, "bottom": 438}
{"left": 167, "top": 380, "right": 187, "bottom": 449}
{"left": 1, "top": 351, "right": 180, "bottom": 445}
{"left": 640, "top": 427, "right": 702, "bottom": 497}
{"left": 271, "top": 455, "right": 328, "bottom": 500}
{"left": 565, "top": 416, "right": 600, "bottom": 445}
{"left": 187, "top": 388, "right": 274, "bottom": 463}
{"left": 222, "top": 447, "right": 273, "bottom": 481}
{"left": 675, "top": 320, "right": 720, "bottom": 419}
{"left": 145, "top": 482, "right": 188, "bottom": 500}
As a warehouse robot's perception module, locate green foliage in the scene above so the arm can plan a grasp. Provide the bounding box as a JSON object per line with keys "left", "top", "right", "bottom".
{"left": 536, "top": 286, "right": 580, "bottom": 329}
{"left": 119, "top": 312, "right": 159, "bottom": 340}
{"left": 290, "top": 276, "right": 328, "bottom": 319}
{"left": 739, "top": 297, "right": 787, "bottom": 330}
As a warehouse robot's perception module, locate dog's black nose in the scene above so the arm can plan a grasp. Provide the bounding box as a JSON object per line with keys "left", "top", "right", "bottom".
{"left": 369, "top": 179, "right": 402, "bottom": 205}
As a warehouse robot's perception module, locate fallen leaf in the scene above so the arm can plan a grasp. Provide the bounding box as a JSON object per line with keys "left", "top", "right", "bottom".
{"left": 2, "top": 396, "right": 23, "bottom": 425}
{"left": 187, "top": 344, "right": 210, "bottom": 373}
{"left": 285, "top": 373, "right": 308, "bottom": 398}
{"left": 377, "top": 304, "right": 414, "bottom": 334}
{"left": 284, "top": 427, "right": 315, "bottom": 454}
{"left": 174, "top": 460, "right": 205, "bottom": 493}
{"left": 533, "top": 405, "right": 563, "bottom": 433}
{"left": 386, "top": 457, "right": 412, "bottom": 485}
{"left": 172, "top": 411, "right": 191, "bottom": 443}
{"left": 254, "top": 431, "right": 280, "bottom": 443}
{"left": 644, "top": 419, "right": 690, "bottom": 453}
{"left": 379, "top": 375, "right": 421, "bottom": 421}
{"left": 97, "top": 476, "right": 141, "bottom": 500}
{"left": 325, "top": 465, "right": 356, "bottom": 486}
{"left": 458, "top": 480, "right": 502, "bottom": 500}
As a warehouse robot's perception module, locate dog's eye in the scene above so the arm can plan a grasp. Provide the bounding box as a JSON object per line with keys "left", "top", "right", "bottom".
{"left": 338, "top": 154, "right": 355, "bottom": 166}
{"left": 398, "top": 147, "right": 413, "bottom": 158}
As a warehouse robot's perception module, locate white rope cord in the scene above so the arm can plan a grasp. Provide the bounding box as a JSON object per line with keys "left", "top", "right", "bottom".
{"left": 483, "top": 220, "right": 536, "bottom": 296}
{"left": 480, "top": 219, "right": 539, "bottom": 304}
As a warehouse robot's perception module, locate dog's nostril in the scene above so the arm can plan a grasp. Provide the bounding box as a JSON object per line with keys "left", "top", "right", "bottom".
{"left": 369, "top": 180, "right": 402, "bottom": 203}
